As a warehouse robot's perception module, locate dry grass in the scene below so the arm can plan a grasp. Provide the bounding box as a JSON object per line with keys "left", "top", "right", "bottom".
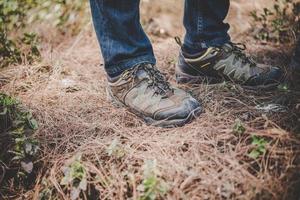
{"left": 1, "top": 0, "right": 300, "bottom": 199}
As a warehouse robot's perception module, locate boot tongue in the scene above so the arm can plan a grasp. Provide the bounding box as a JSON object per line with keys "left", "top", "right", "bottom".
{"left": 223, "top": 43, "right": 233, "bottom": 51}
{"left": 135, "top": 68, "right": 151, "bottom": 81}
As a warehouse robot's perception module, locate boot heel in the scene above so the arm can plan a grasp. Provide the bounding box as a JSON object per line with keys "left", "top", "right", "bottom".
{"left": 106, "top": 87, "right": 124, "bottom": 108}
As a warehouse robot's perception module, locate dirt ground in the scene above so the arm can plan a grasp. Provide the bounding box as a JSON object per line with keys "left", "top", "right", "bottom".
{"left": 1, "top": 0, "right": 300, "bottom": 199}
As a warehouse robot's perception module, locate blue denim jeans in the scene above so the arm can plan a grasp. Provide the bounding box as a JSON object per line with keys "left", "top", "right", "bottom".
{"left": 90, "top": 0, "right": 230, "bottom": 77}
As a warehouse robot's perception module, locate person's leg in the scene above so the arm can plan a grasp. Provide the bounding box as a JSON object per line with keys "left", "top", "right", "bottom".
{"left": 89, "top": 0, "right": 156, "bottom": 78}
{"left": 183, "top": 0, "right": 230, "bottom": 54}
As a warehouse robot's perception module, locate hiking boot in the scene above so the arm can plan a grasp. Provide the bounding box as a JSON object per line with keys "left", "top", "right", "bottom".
{"left": 107, "top": 63, "right": 202, "bottom": 127}
{"left": 175, "top": 40, "right": 284, "bottom": 89}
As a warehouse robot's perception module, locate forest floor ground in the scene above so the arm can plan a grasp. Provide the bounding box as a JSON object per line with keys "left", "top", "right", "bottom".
{"left": 1, "top": 0, "right": 300, "bottom": 199}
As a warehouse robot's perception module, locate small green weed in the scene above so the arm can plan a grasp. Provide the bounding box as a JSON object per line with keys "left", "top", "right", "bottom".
{"left": 106, "top": 138, "right": 125, "bottom": 159}
{"left": 61, "top": 154, "right": 88, "bottom": 200}
{"left": 233, "top": 119, "right": 246, "bottom": 135}
{"left": 138, "top": 160, "right": 168, "bottom": 200}
{"left": 248, "top": 135, "right": 268, "bottom": 159}
{"left": 38, "top": 179, "right": 55, "bottom": 200}
{"left": 277, "top": 83, "right": 290, "bottom": 92}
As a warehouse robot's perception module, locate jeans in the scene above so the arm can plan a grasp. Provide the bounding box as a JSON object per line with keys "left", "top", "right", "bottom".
{"left": 90, "top": 0, "right": 230, "bottom": 77}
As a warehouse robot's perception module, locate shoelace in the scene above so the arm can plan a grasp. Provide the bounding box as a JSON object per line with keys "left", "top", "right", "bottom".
{"left": 228, "top": 42, "right": 256, "bottom": 67}
{"left": 121, "top": 64, "right": 173, "bottom": 96}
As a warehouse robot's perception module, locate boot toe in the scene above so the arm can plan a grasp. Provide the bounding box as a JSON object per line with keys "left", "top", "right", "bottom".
{"left": 154, "top": 97, "right": 202, "bottom": 121}
{"left": 246, "top": 66, "right": 284, "bottom": 86}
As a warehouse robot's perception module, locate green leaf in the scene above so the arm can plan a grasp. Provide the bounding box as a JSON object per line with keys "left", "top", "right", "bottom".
{"left": 28, "top": 118, "right": 38, "bottom": 129}
{"left": 0, "top": 107, "right": 8, "bottom": 115}
{"left": 249, "top": 135, "right": 268, "bottom": 159}
{"left": 107, "top": 138, "right": 125, "bottom": 158}
{"left": 18, "top": 171, "right": 26, "bottom": 177}
{"left": 233, "top": 119, "right": 246, "bottom": 135}
{"left": 278, "top": 83, "right": 289, "bottom": 92}
{"left": 138, "top": 160, "right": 168, "bottom": 200}
{"left": 249, "top": 149, "right": 261, "bottom": 159}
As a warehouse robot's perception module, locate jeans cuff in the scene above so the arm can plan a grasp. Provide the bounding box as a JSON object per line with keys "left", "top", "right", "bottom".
{"left": 105, "top": 54, "right": 156, "bottom": 77}
{"left": 184, "top": 35, "right": 231, "bottom": 50}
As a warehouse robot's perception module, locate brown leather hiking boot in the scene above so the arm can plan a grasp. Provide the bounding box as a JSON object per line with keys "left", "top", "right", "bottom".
{"left": 107, "top": 63, "right": 202, "bottom": 127}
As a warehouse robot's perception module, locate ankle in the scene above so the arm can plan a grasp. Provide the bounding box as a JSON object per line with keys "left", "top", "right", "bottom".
{"left": 182, "top": 44, "right": 207, "bottom": 58}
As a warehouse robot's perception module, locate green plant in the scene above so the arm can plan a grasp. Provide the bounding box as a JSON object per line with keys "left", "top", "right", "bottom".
{"left": 251, "top": 0, "right": 300, "bottom": 43}
{"left": 106, "top": 138, "right": 125, "bottom": 159}
{"left": 0, "top": 94, "right": 39, "bottom": 177}
{"left": 0, "top": 94, "right": 16, "bottom": 132}
{"left": 0, "top": 0, "right": 89, "bottom": 68}
{"left": 61, "top": 154, "right": 88, "bottom": 200}
{"left": 0, "top": 0, "right": 41, "bottom": 67}
{"left": 0, "top": 32, "right": 21, "bottom": 67}
{"left": 277, "top": 83, "right": 290, "bottom": 92}
{"left": 29, "top": 0, "right": 89, "bottom": 34}
{"left": 248, "top": 135, "right": 268, "bottom": 159}
{"left": 38, "top": 179, "right": 55, "bottom": 200}
{"left": 233, "top": 119, "right": 246, "bottom": 135}
{"left": 138, "top": 160, "right": 168, "bottom": 200}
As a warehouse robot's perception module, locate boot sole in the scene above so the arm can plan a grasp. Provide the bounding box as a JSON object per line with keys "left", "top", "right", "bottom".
{"left": 175, "top": 70, "right": 280, "bottom": 91}
{"left": 106, "top": 87, "right": 202, "bottom": 128}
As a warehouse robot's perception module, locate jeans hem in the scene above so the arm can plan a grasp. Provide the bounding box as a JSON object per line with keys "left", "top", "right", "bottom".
{"left": 105, "top": 54, "right": 156, "bottom": 77}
